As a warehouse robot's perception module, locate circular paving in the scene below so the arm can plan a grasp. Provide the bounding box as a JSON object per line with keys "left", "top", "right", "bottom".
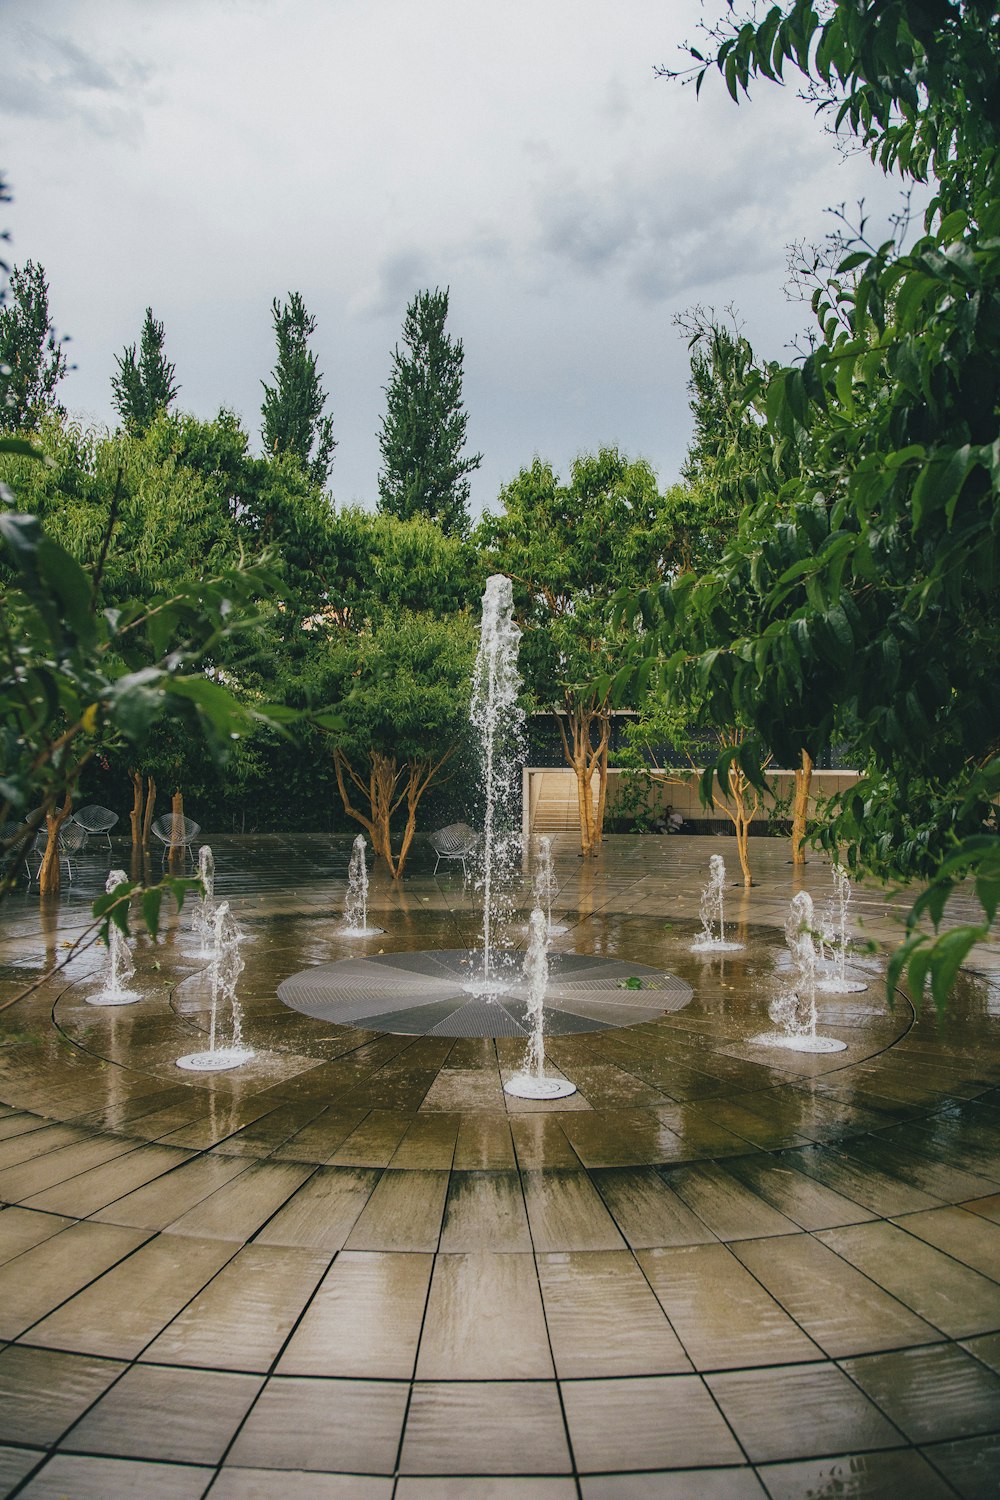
{"left": 277, "top": 947, "right": 693, "bottom": 1036}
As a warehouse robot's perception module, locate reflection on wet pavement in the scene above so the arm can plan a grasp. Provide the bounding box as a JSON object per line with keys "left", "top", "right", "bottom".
{"left": 0, "top": 832, "right": 998, "bottom": 1496}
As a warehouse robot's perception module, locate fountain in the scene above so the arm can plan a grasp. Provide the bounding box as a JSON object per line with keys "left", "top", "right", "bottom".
{"left": 751, "top": 891, "right": 847, "bottom": 1053}
{"left": 340, "top": 835, "right": 384, "bottom": 937}
{"left": 533, "top": 835, "right": 569, "bottom": 936}
{"left": 504, "top": 908, "right": 577, "bottom": 1099}
{"left": 816, "top": 863, "right": 868, "bottom": 994}
{"left": 691, "top": 853, "right": 744, "bottom": 951}
{"left": 86, "top": 871, "right": 141, "bottom": 1006}
{"left": 191, "top": 845, "right": 217, "bottom": 954}
{"left": 176, "top": 901, "right": 254, "bottom": 1071}
{"left": 468, "top": 574, "right": 525, "bottom": 992}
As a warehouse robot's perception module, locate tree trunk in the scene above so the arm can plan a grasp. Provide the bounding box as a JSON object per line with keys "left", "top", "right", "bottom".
{"left": 333, "top": 747, "right": 455, "bottom": 881}
{"left": 557, "top": 700, "right": 611, "bottom": 859}
{"left": 129, "top": 770, "right": 143, "bottom": 847}
{"left": 792, "top": 748, "right": 813, "bottom": 865}
{"left": 38, "top": 793, "right": 73, "bottom": 897}
{"left": 141, "top": 776, "right": 156, "bottom": 848}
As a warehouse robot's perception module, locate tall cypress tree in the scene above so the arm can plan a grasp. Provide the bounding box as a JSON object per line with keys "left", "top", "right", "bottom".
{"left": 377, "top": 287, "right": 481, "bottom": 534}
{"left": 0, "top": 260, "right": 68, "bottom": 433}
{"left": 111, "top": 307, "right": 179, "bottom": 432}
{"left": 260, "top": 291, "right": 336, "bottom": 487}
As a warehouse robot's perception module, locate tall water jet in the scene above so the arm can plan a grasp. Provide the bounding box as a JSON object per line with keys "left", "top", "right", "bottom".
{"left": 469, "top": 574, "right": 525, "bottom": 990}
{"left": 191, "top": 845, "right": 216, "bottom": 955}
{"left": 87, "top": 870, "right": 141, "bottom": 1006}
{"left": 177, "top": 901, "right": 254, "bottom": 1071}
{"left": 534, "top": 835, "right": 568, "bottom": 936}
{"left": 504, "top": 908, "right": 577, "bottom": 1099}
{"left": 752, "top": 890, "right": 847, "bottom": 1053}
{"left": 341, "top": 834, "right": 384, "bottom": 937}
{"left": 816, "top": 863, "right": 868, "bottom": 994}
{"left": 691, "top": 853, "right": 743, "bottom": 952}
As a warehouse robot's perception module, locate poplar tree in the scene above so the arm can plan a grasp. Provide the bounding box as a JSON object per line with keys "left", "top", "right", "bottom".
{"left": 377, "top": 287, "right": 481, "bottom": 534}
{"left": 111, "top": 307, "right": 179, "bottom": 432}
{"left": 260, "top": 291, "right": 336, "bottom": 487}
{"left": 0, "top": 261, "right": 68, "bottom": 433}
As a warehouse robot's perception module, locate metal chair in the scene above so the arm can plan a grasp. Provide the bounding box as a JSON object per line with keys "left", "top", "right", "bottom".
{"left": 429, "top": 822, "right": 479, "bottom": 877}
{"left": 70, "top": 804, "right": 119, "bottom": 850}
{"left": 29, "top": 820, "right": 89, "bottom": 882}
{"left": 150, "top": 814, "right": 201, "bottom": 860}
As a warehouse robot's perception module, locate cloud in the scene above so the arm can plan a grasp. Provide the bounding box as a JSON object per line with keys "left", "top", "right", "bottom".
{"left": 0, "top": 18, "right": 153, "bottom": 141}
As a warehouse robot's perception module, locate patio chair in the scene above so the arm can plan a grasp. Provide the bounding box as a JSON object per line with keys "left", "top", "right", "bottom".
{"left": 150, "top": 814, "right": 201, "bottom": 860}
{"left": 430, "top": 822, "right": 479, "bottom": 878}
{"left": 28, "top": 820, "right": 89, "bottom": 882}
{"left": 70, "top": 804, "right": 119, "bottom": 850}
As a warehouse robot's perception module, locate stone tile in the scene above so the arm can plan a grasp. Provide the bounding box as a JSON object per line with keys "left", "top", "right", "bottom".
{"left": 590, "top": 1166, "right": 717, "bottom": 1248}
{"left": 580, "top": 1472, "right": 766, "bottom": 1499}
{"left": 89, "top": 1152, "right": 250, "bottom": 1230}
{"left": 510, "top": 1114, "right": 580, "bottom": 1169}
{"left": 818, "top": 1220, "right": 1000, "bottom": 1337}
{"left": 417, "top": 1251, "right": 552, "bottom": 1379}
{"left": 730, "top": 1234, "right": 941, "bottom": 1358}
{"left": 0, "top": 1205, "right": 74, "bottom": 1267}
{"left": 278, "top": 1250, "right": 432, "bottom": 1378}
{"left": 229, "top": 1375, "right": 408, "bottom": 1474}
{"left": 344, "top": 1168, "right": 449, "bottom": 1251}
{"left": 842, "top": 1343, "right": 1000, "bottom": 1443}
{"left": 637, "top": 1243, "right": 821, "bottom": 1369}
{"left": 142, "top": 1243, "right": 329, "bottom": 1370}
{"left": 0, "top": 1220, "right": 149, "bottom": 1339}
{"left": 537, "top": 1250, "right": 691, "bottom": 1377}
{"left": 921, "top": 1432, "right": 1000, "bottom": 1496}
{"left": 389, "top": 1112, "right": 460, "bottom": 1168}
{"left": 18, "top": 1454, "right": 211, "bottom": 1498}
{"left": 209, "top": 1472, "right": 392, "bottom": 1499}
{"left": 0, "top": 1445, "right": 42, "bottom": 1492}
{"left": 562, "top": 1374, "right": 743, "bottom": 1472}
{"left": 28, "top": 1232, "right": 238, "bottom": 1359}
{"left": 452, "top": 1114, "right": 517, "bottom": 1170}
{"left": 328, "top": 1109, "right": 414, "bottom": 1167}
{"left": 0, "top": 1345, "right": 125, "bottom": 1446}
{"left": 725, "top": 1154, "right": 877, "bottom": 1230}
{"left": 63, "top": 1361, "right": 261, "bottom": 1463}
{"left": 961, "top": 1330, "right": 1000, "bottom": 1374}
{"left": 783, "top": 1144, "right": 943, "bottom": 1216}
{"left": 520, "top": 1169, "right": 625, "bottom": 1251}
{"left": 890, "top": 1204, "right": 1000, "bottom": 1280}
{"left": 23, "top": 1143, "right": 194, "bottom": 1218}
{"left": 400, "top": 1381, "right": 571, "bottom": 1475}
{"left": 662, "top": 1160, "right": 801, "bottom": 1239}
{"left": 165, "top": 1160, "right": 314, "bottom": 1239}
{"left": 397, "top": 1481, "right": 576, "bottom": 1500}
{"left": 756, "top": 1449, "right": 954, "bottom": 1499}
{"left": 706, "top": 1363, "right": 903, "bottom": 1463}
{"left": 254, "top": 1166, "right": 381, "bottom": 1249}
{"left": 439, "top": 1170, "right": 532, "bottom": 1252}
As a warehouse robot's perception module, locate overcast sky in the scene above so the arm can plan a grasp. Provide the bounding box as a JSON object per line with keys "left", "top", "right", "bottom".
{"left": 1, "top": 0, "right": 919, "bottom": 515}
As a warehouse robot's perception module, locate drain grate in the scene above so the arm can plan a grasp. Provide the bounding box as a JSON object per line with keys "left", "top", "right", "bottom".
{"left": 277, "top": 949, "right": 693, "bottom": 1037}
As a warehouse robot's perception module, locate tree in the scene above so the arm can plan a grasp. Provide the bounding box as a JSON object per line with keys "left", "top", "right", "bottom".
{"left": 111, "top": 307, "right": 179, "bottom": 432}
{"left": 0, "top": 261, "right": 68, "bottom": 433}
{"left": 378, "top": 287, "right": 481, "bottom": 534}
{"left": 324, "top": 612, "right": 477, "bottom": 878}
{"left": 260, "top": 291, "right": 336, "bottom": 488}
{"left": 482, "top": 449, "right": 681, "bottom": 857}
{"left": 630, "top": 0, "right": 1000, "bottom": 1005}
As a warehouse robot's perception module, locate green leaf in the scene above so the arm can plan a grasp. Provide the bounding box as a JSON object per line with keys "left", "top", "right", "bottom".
{"left": 141, "top": 886, "right": 163, "bottom": 938}
{"left": 910, "top": 447, "right": 971, "bottom": 530}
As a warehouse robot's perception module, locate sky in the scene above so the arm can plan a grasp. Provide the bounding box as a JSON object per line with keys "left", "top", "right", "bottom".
{"left": 0, "top": 0, "right": 921, "bottom": 515}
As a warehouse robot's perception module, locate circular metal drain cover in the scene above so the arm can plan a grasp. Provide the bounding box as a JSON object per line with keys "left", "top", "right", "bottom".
{"left": 277, "top": 948, "right": 693, "bottom": 1037}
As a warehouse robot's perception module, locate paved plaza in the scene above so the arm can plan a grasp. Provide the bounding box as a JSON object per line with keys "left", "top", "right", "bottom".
{"left": 0, "top": 833, "right": 998, "bottom": 1497}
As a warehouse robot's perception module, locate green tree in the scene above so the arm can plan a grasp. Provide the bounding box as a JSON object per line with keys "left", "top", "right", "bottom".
{"left": 378, "top": 287, "right": 481, "bottom": 534}
{"left": 0, "top": 261, "right": 68, "bottom": 433}
{"left": 629, "top": 0, "right": 1000, "bottom": 1004}
{"left": 482, "top": 449, "right": 682, "bottom": 856}
{"left": 111, "top": 307, "right": 179, "bottom": 432}
{"left": 322, "top": 612, "right": 477, "bottom": 878}
{"left": 260, "top": 291, "right": 336, "bottom": 488}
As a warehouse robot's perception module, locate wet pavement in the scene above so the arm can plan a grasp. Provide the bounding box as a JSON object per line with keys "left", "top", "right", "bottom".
{"left": 0, "top": 832, "right": 998, "bottom": 1498}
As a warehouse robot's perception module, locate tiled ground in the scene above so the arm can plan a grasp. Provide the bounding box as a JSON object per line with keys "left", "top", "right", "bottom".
{"left": 0, "top": 832, "right": 998, "bottom": 1498}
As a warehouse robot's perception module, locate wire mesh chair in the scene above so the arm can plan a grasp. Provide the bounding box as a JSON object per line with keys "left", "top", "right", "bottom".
{"left": 29, "top": 820, "right": 89, "bottom": 882}
{"left": 70, "top": 805, "right": 119, "bottom": 850}
{"left": 150, "top": 814, "right": 201, "bottom": 861}
{"left": 429, "top": 822, "right": 479, "bottom": 877}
